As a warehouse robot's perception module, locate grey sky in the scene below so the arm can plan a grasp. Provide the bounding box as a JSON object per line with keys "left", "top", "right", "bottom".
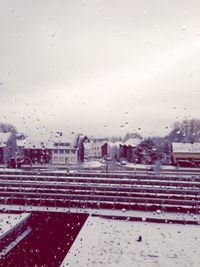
{"left": 1, "top": 0, "right": 200, "bottom": 139}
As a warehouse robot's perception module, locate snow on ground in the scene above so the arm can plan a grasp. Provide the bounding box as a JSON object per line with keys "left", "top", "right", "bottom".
{"left": 0, "top": 205, "right": 200, "bottom": 223}
{"left": 2, "top": 162, "right": 200, "bottom": 173}
{"left": 0, "top": 213, "right": 30, "bottom": 239}
{"left": 61, "top": 216, "right": 200, "bottom": 267}
{"left": 123, "top": 162, "right": 200, "bottom": 171}
{"left": 82, "top": 160, "right": 103, "bottom": 169}
{"left": 0, "top": 168, "right": 23, "bottom": 172}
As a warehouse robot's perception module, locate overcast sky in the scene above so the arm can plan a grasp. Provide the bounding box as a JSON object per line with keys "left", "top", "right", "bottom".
{"left": 1, "top": 0, "right": 200, "bottom": 139}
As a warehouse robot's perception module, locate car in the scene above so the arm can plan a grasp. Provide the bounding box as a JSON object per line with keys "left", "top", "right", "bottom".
{"left": 120, "top": 160, "right": 127, "bottom": 165}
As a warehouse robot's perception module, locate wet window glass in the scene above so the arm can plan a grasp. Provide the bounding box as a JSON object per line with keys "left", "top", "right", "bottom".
{"left": 0, "top": 1, "right": 200, "bottom": 266}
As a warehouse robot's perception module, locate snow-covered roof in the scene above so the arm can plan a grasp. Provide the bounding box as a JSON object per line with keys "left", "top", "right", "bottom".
{"left": 17, "top": 133, "right": 79, "bottom": 149}
{"left": 61, "top": 216, "right": 200, "bottom": 267}
{"left": 172, "top": 142, "right": 200, "bottom": 153}
{"left": 124, "top": 138, "right": 142, "bottom": 147}
{"left": 17, "top": 132, "right": 80, "bottom": 150}
{"left": 88, "top": 136, "right": 108, "bottom": 142}
{"left": 0, "top": 132, "right": 12, "bottom": 148}
{"left": 0, "top": 213, "right": 30, "bottom": 239}
{"left": 108, "top": 141, "right": 123, "bottom": 148}
{"left": 46, "top": 132, "right": 80, "bottom": 149}
{"left": 17, "top": 139, "right": 44, "bottom": 149}
{"left": 84, "top": 140, "right": 107, "bottom": 148}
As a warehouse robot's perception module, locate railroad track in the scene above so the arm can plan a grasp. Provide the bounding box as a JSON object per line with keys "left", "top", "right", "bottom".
{"left": 0, "top": 171, "right": 199, "bottom": 213}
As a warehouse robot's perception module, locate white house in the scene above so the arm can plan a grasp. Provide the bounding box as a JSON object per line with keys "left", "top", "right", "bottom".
{"left": 107, "top": 141, "right": 123, "bottom": 160}
{"left": 47, "top": 132, "right": 80, "bottom": 165}
{"left": 84, "top": 141, "right": 106, "bottom": 158}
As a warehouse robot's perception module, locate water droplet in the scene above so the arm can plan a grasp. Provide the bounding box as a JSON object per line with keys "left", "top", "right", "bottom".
{"left": 181, "top": 26, "right": 186, "bottom": 31}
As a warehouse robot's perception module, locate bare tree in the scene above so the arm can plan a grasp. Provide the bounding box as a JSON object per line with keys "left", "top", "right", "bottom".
{"left": 0, "top": 122, "right": 18, "bottom": 159}
{"left": 168, "top": 119, "right": 200, "bottom": 143}
{"left": 0, "top": 122, "right": 17, "bottom": 134}
{"left": 122, "top": 132, "right": 143, "bottom": 142}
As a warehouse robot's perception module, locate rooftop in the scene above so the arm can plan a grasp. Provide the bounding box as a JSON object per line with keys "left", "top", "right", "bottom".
{"left": 124, "top": 138, "right": 142, "bottom": 147}
{"left": 47, "top": 132, "right": 80, "bottom": 149}
{"left": 61, "top": 216, "right": 200, "bottom": 267}
{"left": 108, "top": 141, "right": 123, "bottom": 147}
{"left": 172, "top": 142, "right": 200, "bottom": 153}
{"left": 17, "top": 132, "right": 80, "bottom": 149}
{"left": 17, "top": 139, "right": 44, "bottom": 149}
{"left": 0, "top": 213, "right": 30, "bottom": 240}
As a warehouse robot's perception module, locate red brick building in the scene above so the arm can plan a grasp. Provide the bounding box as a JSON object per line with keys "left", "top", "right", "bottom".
{"left": 120, "top": 138, "right": 142, "bottom": 162}
{"left": 17, "top": 139, "right": 51, "bottom": 164}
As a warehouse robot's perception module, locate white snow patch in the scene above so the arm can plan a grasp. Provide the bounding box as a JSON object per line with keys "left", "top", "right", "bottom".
{"left": 0, "top": 213, "right": 30, "bottom": 239}
{"left": 61, "top": 216, "right": 200, "bottom": 267}
{"left": 82, "top": 160, "right": 103, "bottom": 168}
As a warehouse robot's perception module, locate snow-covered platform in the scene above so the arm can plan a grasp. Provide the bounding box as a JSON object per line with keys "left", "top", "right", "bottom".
{"left": 0, "top": 204, "right": 199, "bottom": 225}
{"left": 0, "top": 213, "right": 31, "bottom": 259}
{"left": 61, "top": 216, "right": 200, "bottom": 267}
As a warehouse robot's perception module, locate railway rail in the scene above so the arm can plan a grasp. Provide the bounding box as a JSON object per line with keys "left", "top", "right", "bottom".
{"left": 0, "top": 170, "right": 199, "bottom": 213}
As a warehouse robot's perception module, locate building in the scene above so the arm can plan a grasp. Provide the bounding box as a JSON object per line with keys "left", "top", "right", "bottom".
{"left": 172, "top": 142, "right": 200, "bottom": 167}
{"left": 16, "top": 132, "right": 85, "bottom": 166}
{"left": 101, "top": 143, "right": 108, "bottom": 157}
{"left": 48, "top": 132, "right": 82, "bottom": 165}
{"left": 120, "top": 138, "right": 142, "bottom": 162}
{"left": 84, "top": 141, "right": 108, "bottom": 159}
{"left": 107, "top": 141, "right": 123, "bottom": 160}
{"left": 0, "top": 132, "right": 15, "bottom": 164}
{"left": 16, "top": 139, "right": 51, "bottom": 164}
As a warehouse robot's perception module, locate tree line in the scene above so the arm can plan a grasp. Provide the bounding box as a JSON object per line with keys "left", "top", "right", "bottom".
{"left": 110, "top": 118, "right": 200, "bottom": 165}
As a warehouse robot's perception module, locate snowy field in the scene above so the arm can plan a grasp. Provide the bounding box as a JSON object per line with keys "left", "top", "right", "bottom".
{"left": 61, "top": 216, "right": 200, "bottom": 267}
